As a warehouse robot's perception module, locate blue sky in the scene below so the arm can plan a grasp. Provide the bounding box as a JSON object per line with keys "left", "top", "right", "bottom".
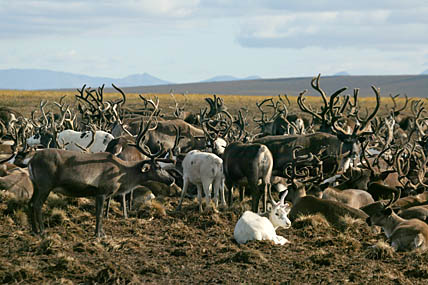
{"left": 1, "top": 0, "right": 428, "bottom": 83}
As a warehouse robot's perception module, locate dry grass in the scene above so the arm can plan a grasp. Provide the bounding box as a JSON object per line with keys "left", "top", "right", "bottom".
{"left": 365, "top": 241, "right": 395, "bottom": 260}
{"left": 0, "top": 89, "right": 406, "bottom": 122}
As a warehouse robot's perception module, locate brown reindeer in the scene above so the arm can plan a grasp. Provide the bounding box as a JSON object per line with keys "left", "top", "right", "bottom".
{"left": 365, "top": 190, "right": 428, "bottom": 251}
{"left": 28, "top": 108, "right": 176, "bottom": 237}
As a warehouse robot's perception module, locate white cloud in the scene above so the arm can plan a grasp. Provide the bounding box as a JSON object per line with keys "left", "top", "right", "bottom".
{"left": 237, "top": 8, "right": 428, "bottom": 50}
{"left": 0, "top": 0, "right": 200, "bottom": 38}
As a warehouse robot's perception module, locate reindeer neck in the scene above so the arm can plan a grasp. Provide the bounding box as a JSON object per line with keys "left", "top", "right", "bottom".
{"left": 383, "top": 212, "right": 406, "bottom": 238}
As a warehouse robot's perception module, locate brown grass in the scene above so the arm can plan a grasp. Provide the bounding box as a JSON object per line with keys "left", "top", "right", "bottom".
{"left": 0, "top": 89, "right": 406, "bottom": 124}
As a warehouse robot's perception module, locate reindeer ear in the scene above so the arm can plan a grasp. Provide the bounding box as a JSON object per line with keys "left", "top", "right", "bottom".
{"left": 141, "top": 164, "right": 151, "bottom": 173}
{"left": 266, "top": 202, "right": 273, "bottom": 212}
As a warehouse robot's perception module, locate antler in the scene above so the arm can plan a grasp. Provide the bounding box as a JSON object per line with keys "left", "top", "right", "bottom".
{"left": 390, "top": 93, "right": 409, "bottom": 116}
{"left": 134, "top": 99, "right": 163, "bottom": 159}
{"left": 355, "top": 86, "right": 381, "bottom": 134}
{"left": 298, "top": 74, "right": 347, "bottom": 132}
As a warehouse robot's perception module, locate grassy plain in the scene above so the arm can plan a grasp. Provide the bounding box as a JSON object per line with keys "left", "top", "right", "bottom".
{"left": 0, "top": 88, "right": 410, "bottom": 124}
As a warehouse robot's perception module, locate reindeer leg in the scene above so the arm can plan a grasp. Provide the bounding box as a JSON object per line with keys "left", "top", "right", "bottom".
{"left": 121, "top": 193, "right": 128, "bottom": 219}
{"left": 127, "top": 190, "right": 133, "bottom": 211}
{"left": 203, "top": 181, "right": 215, "bottom": 212}
{"left": 29, "top": 186, "right": 51, "bottom": 235}
{"left": 250, "top": 184, "right": 262, "bottom": 213}
{"left": 104, "top": 197, "right": 111, "bottom": 218}
{"left": 226, "top": 180, "right": 234, "bottom": 207}
{"left": 262, "top": 183, "right": 268, "bottom": 213}
{"left": 219, "top": 178, "right": 226, "bottom": 208}
{"left": 176, "top": 177, "right": 189, "bottom": 211}
{"left": 196, "top": 184, "right": 204, "bottom": 213}
{"left": 210, "top": 180, "right": 219, "bottom": 210}
{"left": 239, "top": 186, "right": 245, "bottom": 202}
{"left": 95, "top": 194, "right": 106, "bottom": 238}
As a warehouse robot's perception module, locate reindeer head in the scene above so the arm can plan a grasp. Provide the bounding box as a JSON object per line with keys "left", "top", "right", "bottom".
{"left": 365, "top": 189, "right": 401, "bottom": 227}
{"left": 268, "top": 190, "right": 292, "bottom": 229}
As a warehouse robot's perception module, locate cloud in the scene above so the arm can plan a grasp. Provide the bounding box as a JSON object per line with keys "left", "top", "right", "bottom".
{"left": 236, "top": 7, "right": 428, "bottom": 50}
{"left": 0, "top": 0, "right": 200, "bottom": 38}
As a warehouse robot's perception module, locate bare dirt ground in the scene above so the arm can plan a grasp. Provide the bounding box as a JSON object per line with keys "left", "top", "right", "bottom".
{"left": 1, "top": 190, "right": 428, "bottom": 284}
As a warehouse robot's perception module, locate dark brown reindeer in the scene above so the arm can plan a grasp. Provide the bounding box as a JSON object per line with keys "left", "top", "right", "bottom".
{"left": 255, "top": 76, "right": 381, "bottom": 179}
{"left": 28, "top": 107, "right": 175, "bottom": 237}
{"left": 222, "top": 141, "right": 273, "bottom": 212}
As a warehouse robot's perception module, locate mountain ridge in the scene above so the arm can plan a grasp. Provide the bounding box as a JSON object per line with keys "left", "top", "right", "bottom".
{"left": 0, "top": 68, "right": 170, "bottom": 90}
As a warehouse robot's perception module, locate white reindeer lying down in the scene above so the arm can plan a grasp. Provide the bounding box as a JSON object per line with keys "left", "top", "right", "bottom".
{"left": 234, "top": 190, "right": 291, "bottom": 245}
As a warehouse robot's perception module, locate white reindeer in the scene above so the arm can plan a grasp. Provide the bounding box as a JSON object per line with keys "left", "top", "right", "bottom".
{"left": 177, "top": 150, "right": 226, "bottom": 212}
{"left": 234, "top": 190, "right": 291, "bottom": 245}
{"left": 27, "top": 129, "right": 114, "bottom": 153}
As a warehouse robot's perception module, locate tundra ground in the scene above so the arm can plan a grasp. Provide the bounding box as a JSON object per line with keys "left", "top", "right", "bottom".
{"left": 1, "top": 192, "right": 428, "bottom": 284}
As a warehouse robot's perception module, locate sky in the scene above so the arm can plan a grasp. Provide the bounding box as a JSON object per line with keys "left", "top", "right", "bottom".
{"left": 1, "top": 0, "right": 428, "bottom": 83}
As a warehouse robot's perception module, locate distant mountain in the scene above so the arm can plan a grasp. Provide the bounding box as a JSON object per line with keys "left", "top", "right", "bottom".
{"left": 115, "top": 73, "right": 170, "bottom": 87}
{"left": 0, "top": 69, "right": 170, "bottom": 90}
{"left": 421, "top": 69, "right": 428, "bottom": 75}
{"left": 202, "top": 75, "right": 261, "bottom": 82}
{"left": 122, "top": 75, "right": 428, "bottom": 98}
{"left": 333, "top": 71, "right": 350, "bottom": 76}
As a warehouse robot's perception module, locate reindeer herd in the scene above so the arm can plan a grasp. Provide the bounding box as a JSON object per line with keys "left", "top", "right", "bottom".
{"left": 1, "top": 74, "right": 428, "bottom": 251}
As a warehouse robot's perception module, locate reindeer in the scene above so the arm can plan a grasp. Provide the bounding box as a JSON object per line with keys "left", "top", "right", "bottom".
{"left": 104, "top": 125, "right": 181, "bottom": 218}
{"left": 322, "top": 187, "right": 374, "bottom": 209}
{"left": 0, "top": 106, "right": 23, "bottom": 133}
{"left": 397, "top": 205, "right": 428, "bottom": 223}
{"left": 223, "top": 141, "right": 273, "bottom": 213}
{"left": 75, "top": 84, "right": 126, "bottom": 130}
{"left": 27, "top": 106, "right": 176, "bottom": 237}
{"left": 176, "top": 150, "right": 225, "bottom": 213}
{"left": 254, "top": 82, "right": 381, "bottom": 178}
{"left": 254, "top": 95, "right": 306, "bottom": 137}
{"left": 0, "top": 167, "right": 33, "bottom": 199}
{"left": 234, "top": 190, "right": 291, "bottom": 245}
{"left": 289, "top": 195, "right": 369, "bottom": 228}
{"left": 365, "top": 190, "right": 428, "bottom": 251}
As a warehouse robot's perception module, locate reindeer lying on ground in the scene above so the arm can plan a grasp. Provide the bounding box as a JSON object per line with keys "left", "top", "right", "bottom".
{"left": 234, "top": 190, "right": 291, "bottom": 245}
{"left": 365, "top": 191, "right": 428, "bottom": 251}
{"left": 397, "top": 205, "right": 428, "bottom": 223}
{"left": 322, "top": 187, "right": 374, "bottom": 209}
